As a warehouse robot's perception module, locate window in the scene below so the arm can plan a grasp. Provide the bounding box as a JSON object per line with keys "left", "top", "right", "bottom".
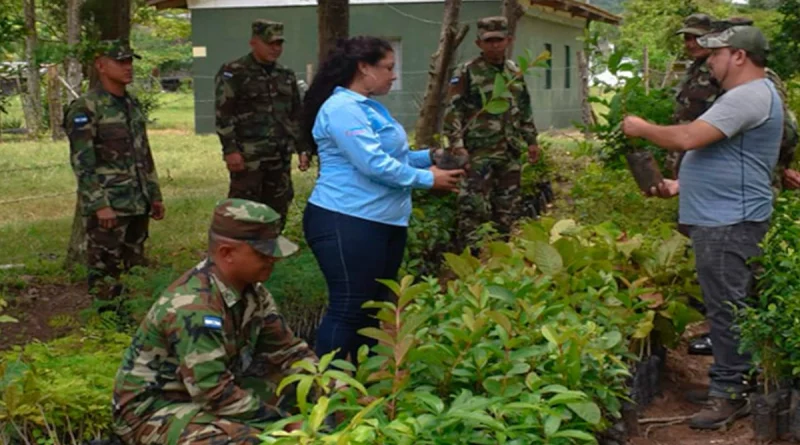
{"left": 544, "top": 43, "right": 552, "bottom": 90}
{"left": 389, "top": 38, "right": 402, "bottom": 91}
{"left": 565, "top": 45, "right": 571, "bottom": 89}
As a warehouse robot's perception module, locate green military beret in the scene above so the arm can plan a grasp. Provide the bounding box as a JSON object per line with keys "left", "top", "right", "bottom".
{"left": 210, "top": 199, "right": 298, "bottom": 258}
{"left": 252, "top": 19, "right": 285, "bottom": 43}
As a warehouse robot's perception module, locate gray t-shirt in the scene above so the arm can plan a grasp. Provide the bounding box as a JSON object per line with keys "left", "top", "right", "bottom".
{"left": 679, "top": 78, "right": 783, "bottom": 227}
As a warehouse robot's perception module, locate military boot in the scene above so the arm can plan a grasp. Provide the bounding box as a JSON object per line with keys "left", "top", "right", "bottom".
{"left": 689, "top": 396, "right": 750, "bottom": 430}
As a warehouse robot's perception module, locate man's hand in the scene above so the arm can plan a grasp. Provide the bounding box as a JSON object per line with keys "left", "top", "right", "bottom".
{"left": 151, "top": 201, "right": 166, "bottom": 220}
{"left": 528, "top": 144, "right": 540, "bottom": 164}
{"left": 647, "top": 179, "right": 680, "bottom": 199}
{"left": 430, "top": 166, "right": 465, "bottom": 192}
{"left": 622, "top": 116, "right": 649, "bottom": 138}
{"left": 298, "top": 153, "right": 311, "bottom": 172}
{"left": 96, "top": 207, "right": 118, "bottom": 229}
{"left": 224, "top": 152, "right": 245, "bottom": 172}
{"left": 783, "top": 168, "right": 800, "bottom": 190}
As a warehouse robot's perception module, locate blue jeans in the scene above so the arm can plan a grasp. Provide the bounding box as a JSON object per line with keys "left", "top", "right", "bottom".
{"left": 303, "top": 203, "right": 407, "bottom": 362}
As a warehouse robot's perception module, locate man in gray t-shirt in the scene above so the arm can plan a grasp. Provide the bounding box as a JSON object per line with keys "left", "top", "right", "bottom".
{"left": 622, "top": 26, "right": 782, "bottom": 431}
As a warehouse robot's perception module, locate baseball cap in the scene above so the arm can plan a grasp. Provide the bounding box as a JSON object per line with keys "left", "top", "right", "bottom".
{"left": 477, "top": 16, "right": 508, "bottom": 41}
{"left": 675, "top": 13, "right": 714, "bottom": 36}
{"left": 210, "top": 199, "right": 298, "bottom": 258}
{"left": 698, "top": 25, "right": 769, "bottom": 58}
{"left": 252, "top": 19, "right": 285, "bottom": 43}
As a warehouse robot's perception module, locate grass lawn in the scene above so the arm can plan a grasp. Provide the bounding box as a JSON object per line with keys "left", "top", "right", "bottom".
{"left": 0, "top": 127, "right": 325, "bottom": 311}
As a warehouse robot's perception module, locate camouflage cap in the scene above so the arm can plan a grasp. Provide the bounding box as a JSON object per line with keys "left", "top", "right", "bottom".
{"left": 698, "top": 25, "right": 769, "bottom": 58}
{"left": 210, "top": 199, "right": 298, "bottom": 258}
{"left": 675, "top": 13, "right": 714, "bottom": 36}
{"left": 97, "top": 39, "right": 141, "bottom": 61}
{"left": 252, "top": 19, "right": 285, "bottom": 43}
{"left": 477, "top": 16, "right": 508, "bottom": 40}
{"left": 711, "top": 16, "right": 754, "bottom": 33}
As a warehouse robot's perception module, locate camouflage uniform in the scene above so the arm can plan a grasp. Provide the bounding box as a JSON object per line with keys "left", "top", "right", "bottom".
{"left": 444, "top": 16, "right": 539, "bottom": 248}
{"left": 112, "top": 199, "right": 314, "bottom": 445}
{"left": 667, "top": 14, "right": 720, "bottom": 179}
{"left": 215, "top": 20, "right": 307, "bottom": 231}
{"left": 65, "top": 40, "right": 162, "bottom": 300}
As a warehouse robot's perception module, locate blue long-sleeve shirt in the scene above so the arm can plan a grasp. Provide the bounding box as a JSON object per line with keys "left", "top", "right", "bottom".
{"left": 308, "top": 87, "right": 434, "bottom": 227}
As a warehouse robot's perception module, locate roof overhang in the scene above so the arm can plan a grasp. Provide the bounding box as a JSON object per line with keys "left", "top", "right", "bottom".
{"left": 529, "top": 0, "right": 621, "bottom": 25}
{"left": 148, "top": 0, "right": 187, "bottom": 8}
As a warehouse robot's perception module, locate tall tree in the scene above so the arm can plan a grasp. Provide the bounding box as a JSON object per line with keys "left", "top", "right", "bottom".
{"left": 66, "top": 0, "right": 84, "bottom": 94}
{"left": 21, "top": 0, "right": 42, "bottom": 137}
{"left": 317, "top": 0, "right": 349, "bottom": 65}
{"left": 501, "top": 0, "right": 524, "bottom": 57}
{"left": 414, "top": 0, "right": 469, "bottom": 148}
{"left": 771, "top": 0, "right": 800, "bottom": 79}
{"left": 66, "top": 0, "right": 132, "bottom": 268}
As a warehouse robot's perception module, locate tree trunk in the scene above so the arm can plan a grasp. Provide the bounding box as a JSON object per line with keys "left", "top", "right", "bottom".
{"left": 21, "top": 0, "right": 41, "bottom": 138}
{"left": 47, "top": 65, "right": 65, "bottom": 140}
{"left": 66, "top": 0, "right": 131, "bottom": 269}
{"left": 317, "top": 0, "right": 349, "bottom": 66}
{"left": 414, "top": 0, "right": 469, "bottom": 149}
{"left": 577, "top": 49, "right": 594, "bottom": 138}
{"left": 502, "top": 0, "right": 525, "bottom": 58}
{"left": 66, "top": 0, "right": 84, "bottom": 94}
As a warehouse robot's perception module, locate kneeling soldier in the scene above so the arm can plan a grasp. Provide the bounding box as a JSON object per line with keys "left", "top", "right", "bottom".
{"left": 112, "top": 199, "right": 316, "bottom": 444}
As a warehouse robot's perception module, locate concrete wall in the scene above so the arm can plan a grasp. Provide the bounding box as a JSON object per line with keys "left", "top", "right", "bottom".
{"left": 190, "top": 1, "right": 585, "bottom": 134}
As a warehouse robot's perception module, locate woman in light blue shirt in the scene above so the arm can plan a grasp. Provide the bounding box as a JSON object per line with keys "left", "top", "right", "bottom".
{"left": 301, "top": 37, "right": 463, "bottom": 362}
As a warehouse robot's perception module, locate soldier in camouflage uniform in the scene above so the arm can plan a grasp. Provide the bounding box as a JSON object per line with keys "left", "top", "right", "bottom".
{"left": 666, "top": 14, "right": 721, "bottom": 179}
{"left": 65, "top": 40, "right": 165, "bottom": 301}
{"left": 712, "top": 17, "right": 799, "bottom": 190}
{"left": 215, "top": 20, "right": 309, "bottom": 232}
{"left": 443, "top": 16, "right": 540, "bottom": 250}
{"left": 112, "top": 199, "right": 316, "bottom": 444}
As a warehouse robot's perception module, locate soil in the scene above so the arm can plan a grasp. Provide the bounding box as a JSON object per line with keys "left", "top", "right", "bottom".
{"left": 628, "top": 323, "right": 795, "bottom": 445}
{"left": 0, "top": 279, "right": 92, "bottom": 350}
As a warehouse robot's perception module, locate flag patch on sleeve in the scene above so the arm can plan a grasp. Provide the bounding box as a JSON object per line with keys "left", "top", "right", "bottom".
{"left": 73, "top": 115, "right": 89, "bottom": 126}
{"left": 450, "top": 76, "right": 460, "bottom": 84}
{"left": 203, "top": 316, "right": 223, "bottom": 329}
{"left": 223, "top": 71, "right": 233, "bottom": 78}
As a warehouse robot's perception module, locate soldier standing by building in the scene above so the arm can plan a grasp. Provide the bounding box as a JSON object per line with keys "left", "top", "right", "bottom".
{"left": 443, "top": 16, "right": 540, "bottom": 251}
{"left": 65, "top": 40, "right": 165, "bottom": 302}
{"left": 112, "top": 199, "right": 315, "bottom": 444}
{"left": 215, "top": 20, "right": 310, "bottom": 232}
{"left": 666, "top": 14, "right": 721, "bottom": 179}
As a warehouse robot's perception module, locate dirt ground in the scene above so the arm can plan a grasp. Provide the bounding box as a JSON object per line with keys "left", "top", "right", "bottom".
{"left": 0, "top": 279, "right": 92, "bottom": 350}
{"left": 629, "top": 324, "right": 795, "bottom": 445}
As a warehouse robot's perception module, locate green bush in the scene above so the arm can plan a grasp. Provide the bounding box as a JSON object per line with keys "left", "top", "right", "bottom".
{"left": 737, "top": 192, "right": 800, "bottom": 391}
{"left": 0, "top": 328, "right": 130, "bottom": 444}
{"left": 261, "top": 217, "right": 701, "bottom": 444}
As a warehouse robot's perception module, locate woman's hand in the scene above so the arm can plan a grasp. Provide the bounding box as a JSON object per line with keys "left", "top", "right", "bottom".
{"left": 430, "top": 166, "right": 464, "bottom": 192}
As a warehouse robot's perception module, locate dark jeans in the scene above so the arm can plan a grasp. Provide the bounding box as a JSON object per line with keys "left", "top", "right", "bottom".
{"left": 303, "top": 203, "right": 407, "bottom": 362}
{"left": 689, "top": 221, "right": 769, "bottom": 399}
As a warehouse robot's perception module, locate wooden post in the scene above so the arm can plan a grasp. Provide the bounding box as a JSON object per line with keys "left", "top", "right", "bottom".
{"left": 414, "top": 0, "right": 469, "bottom": 149}
{"left": 306, "top": 63, "right": 313, "bottom": 85}
{"left": 47, "top": 65, "right": 65, "bottom": 140}
{"left": 577, "top": 49, "right": 593, "bottom": 138}
{"left": 317, "top": 0, "right": 349, "bottom": 66}
{"left": 643, "top": 45, "right": 650, "bottom": 95}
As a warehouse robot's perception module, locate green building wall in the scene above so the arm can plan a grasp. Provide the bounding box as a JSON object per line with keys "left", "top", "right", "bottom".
{"left": 190, "top": 2, "right": 585, "bottom": 134}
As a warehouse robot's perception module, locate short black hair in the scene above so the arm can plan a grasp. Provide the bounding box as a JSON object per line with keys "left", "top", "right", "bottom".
{"left": 745, "top": 51, "right": 767, "bottom": 68}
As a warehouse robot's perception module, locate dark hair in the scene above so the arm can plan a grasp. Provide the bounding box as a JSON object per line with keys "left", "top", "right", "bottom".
{"left": 301, "top": 36, "right": 394, "bottom": 153}
{"left": 746, "top": 51, "right": 767, "bottom": 68}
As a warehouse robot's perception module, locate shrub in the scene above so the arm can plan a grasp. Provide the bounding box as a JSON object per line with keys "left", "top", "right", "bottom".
{"left": 261, "top": 217, "right": 702, "bottom": 444}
